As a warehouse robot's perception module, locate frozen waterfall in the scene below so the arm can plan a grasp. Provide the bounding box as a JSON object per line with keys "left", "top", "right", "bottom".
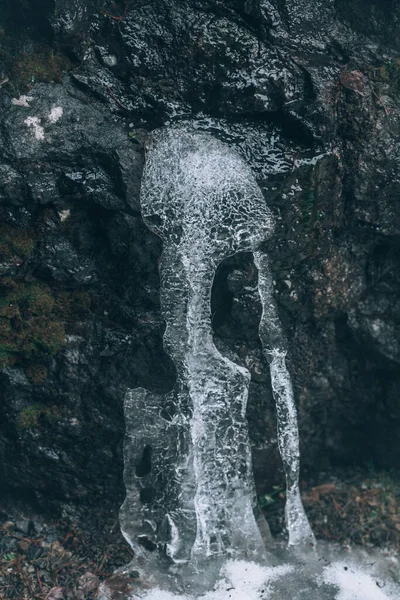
{"left": 110, "top": 128, "right": 399, "bottom": 600}
{"left": 120, "top": 128, "right": 312, "bottom": 578}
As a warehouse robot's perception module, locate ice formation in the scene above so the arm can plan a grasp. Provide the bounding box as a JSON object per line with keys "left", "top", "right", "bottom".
{"left": 133, "top": 546, "right": 400, "bottom": 600}
{"left": 103, "top": 127, "right": 400, "bottom": 600}
{"left": 119, "top": 128, "right": 314, "bottom": 593}
{"left": 254, "top": 250, "right": 314, "bottom": 546}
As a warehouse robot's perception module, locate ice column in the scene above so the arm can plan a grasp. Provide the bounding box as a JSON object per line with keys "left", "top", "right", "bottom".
{"left": 254, "top": 251, "right": 315, "bottom": 546}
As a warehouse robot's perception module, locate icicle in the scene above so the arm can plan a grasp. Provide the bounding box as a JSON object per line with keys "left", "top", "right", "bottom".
{"left": 254, "top": 250, "right": 315, "bottom": 546}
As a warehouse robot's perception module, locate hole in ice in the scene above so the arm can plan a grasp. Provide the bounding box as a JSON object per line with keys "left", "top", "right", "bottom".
{"left": 138, "top": 535, "right": 157, "bottom": 552}
{"left": 140, "top": 487, "right": 155, "bottom": 504}
{"left": 136, "top": 445, "right": 152, "bottom": 477}
{"left": 211, "top": 260, "right": 234, "bottom": 330}
{"left": 211, "top": 252, "right": 260, "bottom": 340}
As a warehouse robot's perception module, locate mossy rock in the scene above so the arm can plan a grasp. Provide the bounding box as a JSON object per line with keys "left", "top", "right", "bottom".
{"left": 0, "top": 223, "right": 92, "bottom": 375}
{"left": 0, "top": 277, "right": 93, "bottom": 374}
{"left": 0, "top": 279, "right": 65, "bottom": 370}
{"left": 24, "top": 363, "right": 47, "bottom": 384}
{"left": 370, "top": 58, "right": 400, "bottom": 98}
{"left": 16, "top": 403, "right": 61, "bottom": 430}
{"left": 0, "top": 227, "right": 35, "bottom": 262}
{"left": 11, "top": 45, "right": 71, "bottom": 92}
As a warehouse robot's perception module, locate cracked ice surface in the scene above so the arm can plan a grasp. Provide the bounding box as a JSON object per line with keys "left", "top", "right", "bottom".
{"left": 120, "top": 128, "right": 313, "bottom": 590}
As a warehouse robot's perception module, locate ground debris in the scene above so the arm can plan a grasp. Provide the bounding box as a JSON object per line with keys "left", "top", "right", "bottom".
{"left": 308, "top": 482, "right": 337, "bottom": 502}
{"left": 0, "top": 509, "right": 132, "bottom": 600}
{"left": 47, "top": 587, "right": 64, "bottom": 600}
{"left": 261, "top": 468, "right": 400, "bottom": 549}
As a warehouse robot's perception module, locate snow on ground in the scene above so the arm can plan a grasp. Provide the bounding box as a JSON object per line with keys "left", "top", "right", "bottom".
{"left": 322, "top": 562, "right": 396, "bottom": 600}
{"left": 140, "top": 562, "right": 294, "bottom": 600}
{"left": 132, "top": 549, "right": 400, "bottom": 600}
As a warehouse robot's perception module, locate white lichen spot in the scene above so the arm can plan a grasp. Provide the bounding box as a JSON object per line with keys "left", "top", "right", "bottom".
{"left": 58, "top": 209, "right": 71, "bottom": 222}
{"left": 12, "top": 95, "right": 34, "bottom": 107}
{"left": 38, "top": 447, "right": 59, "bottom": 461}
{"left": 103, "top": 54, "right": 117, "bottom": 67}
{"left": 294, "top": 153, "right": 328, "bottom": 168}
{"left": 48, "top": 106, "right": 63, "bottom": 123}
{"left": 24, "top": 116, "right": 45, "bottom": 140}
{"left": 371, "top": 319, "right": 383, "bottom": 335}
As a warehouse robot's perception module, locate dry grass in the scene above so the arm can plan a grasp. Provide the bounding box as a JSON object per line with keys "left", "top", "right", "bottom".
{"left": 261, "top": 469, "right": 400, "bottom": 549}
{"left": 0, "top": 516, "right": 132, "bottom": 599}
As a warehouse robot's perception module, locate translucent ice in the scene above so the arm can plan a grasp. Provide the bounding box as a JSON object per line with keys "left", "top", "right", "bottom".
{"left": 254, "top": 251, "right": 314, "bottom": 546}
{"left": 126, "top": 544, "right": 400, "bottom": 600}
{"left": 119, "top": 128, "right": 313, "bottom": 590}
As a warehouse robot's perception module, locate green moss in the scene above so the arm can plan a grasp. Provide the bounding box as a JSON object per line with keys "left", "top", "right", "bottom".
{"left": 0, "top": 277, "right": 93, "bottom": 374}
{"left": 0, "top": 225, "right": 92, "bottom": 375}
{"left": 0, "top": 227, "right": 35, "bottom": 262}
{"left": 53, "top": 290, "right": 92, "bottom": 320}
{"left": 24, "top": 284, "right": 55, "bottom": 316}
{"left": 25, "top": 363, "right": 47, "bottom": 384}
{"left": 11, "top": 45, "right": 71, "bottom": 92}
{"left": 21, "top": 316, "right": 65, "bottom": 357}
{"left": 371, "top": 58, "right": 400, "bottom": 97}
{"left": 0, "top": 279, "right": 65, "bottom": 370}
{"left": 16, "top": 403, "right": 60, "bottom": 430}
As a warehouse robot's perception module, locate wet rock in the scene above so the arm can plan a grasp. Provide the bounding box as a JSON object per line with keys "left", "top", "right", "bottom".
{"left": 0, "top": 0, "right": 399, "bottom": 524}
{"left": 15, "top": 519, "right": 32, "bottom": 535}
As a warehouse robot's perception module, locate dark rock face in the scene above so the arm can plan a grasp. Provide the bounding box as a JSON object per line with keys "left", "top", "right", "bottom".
{"left": 0, "top": 0, "right": 399, "bottom": 515}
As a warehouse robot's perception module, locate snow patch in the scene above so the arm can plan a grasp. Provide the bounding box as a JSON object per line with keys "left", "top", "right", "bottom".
{"left": 140, "top": 561, "right": 294, "bottom": 600}
{"left": 323, "top": 562, "right": 394, "bottom": 600}
{"left": 58, "top": 209, "right": 70, "bottom": 222}
{"left": 128, "top": 555, "right": 400, "bottom": 600}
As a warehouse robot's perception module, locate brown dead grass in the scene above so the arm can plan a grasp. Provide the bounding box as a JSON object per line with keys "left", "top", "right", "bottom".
{"left": 261, "top": 469, "right": 400, "bottom": 549}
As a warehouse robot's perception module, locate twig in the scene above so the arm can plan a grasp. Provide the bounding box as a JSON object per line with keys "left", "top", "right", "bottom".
{"left": 96, "top": 552, "right": 108, "bottom": 574}
{"left": 10, "top": 534, "right": 46, "bottom": 545}
{"left": 316, "top": 524, "right": 333, "bottom": 539}
{"left": 332, "top": 497, "right": 343, "bottom": 514}
{"left": 372, "top": 90, "right": 390, "bottom": 116}
{"left": 107, "top": 87, "right": 128, "bottom": 110}
{"left": 55, "top": 561, "right": 73, "bottom": 573}
{"left": 100, "top": 2, "right": 128, "bottom": 21}
{"left": 0, "top": 78, "right": 9, "bottom": 88}
{"left": 36, "top": 568, "right": 44, "bottom": 594}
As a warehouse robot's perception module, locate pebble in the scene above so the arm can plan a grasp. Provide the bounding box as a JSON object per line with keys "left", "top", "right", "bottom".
{"left": 15, "top": 519, "right": 32, "bottom": 535}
